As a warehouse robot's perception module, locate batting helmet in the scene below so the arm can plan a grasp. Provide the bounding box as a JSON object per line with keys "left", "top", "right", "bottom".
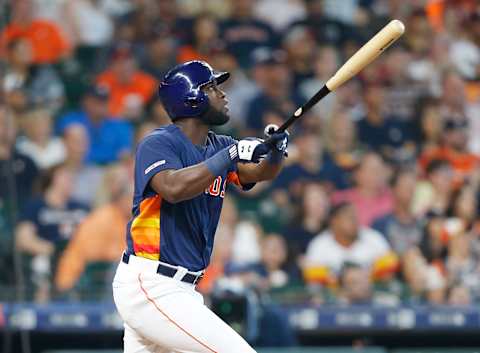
{"left": 158, "top": 61, "right": 230, "bottom": 120}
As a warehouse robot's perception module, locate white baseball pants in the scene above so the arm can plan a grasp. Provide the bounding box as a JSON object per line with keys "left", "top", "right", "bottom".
{"left": 112, "top": 256, "right": 256, "bottom": 353}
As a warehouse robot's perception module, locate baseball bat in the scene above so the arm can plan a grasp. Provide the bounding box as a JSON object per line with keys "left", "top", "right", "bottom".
{"left": 266, "top": 19, "right": 405, "bottom": 140}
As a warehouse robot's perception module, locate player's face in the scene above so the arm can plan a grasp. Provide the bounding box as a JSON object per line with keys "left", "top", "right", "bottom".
{"left": 201, "top": 82, "right": 230, "bottom": 126}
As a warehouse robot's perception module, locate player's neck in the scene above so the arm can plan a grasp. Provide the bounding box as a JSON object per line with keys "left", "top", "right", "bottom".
{"left": 174, "top": 119, "right": 209, "bottom": 146}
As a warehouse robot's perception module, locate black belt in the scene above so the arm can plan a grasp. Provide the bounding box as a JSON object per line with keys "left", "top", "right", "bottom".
{"left": 122, "top": 253, "right": 204, "bottom": 285}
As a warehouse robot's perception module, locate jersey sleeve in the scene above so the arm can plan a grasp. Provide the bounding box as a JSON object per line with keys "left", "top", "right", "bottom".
{"left": 135, "top": 134, "right": 183, "bottom": 196}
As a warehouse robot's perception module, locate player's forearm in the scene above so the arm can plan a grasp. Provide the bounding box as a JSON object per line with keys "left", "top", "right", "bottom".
{"left": 152, "top": 146, "right": 237, "bottom": 203}
{"left": 162, "top": 164, "right": 218, "bottom": 203}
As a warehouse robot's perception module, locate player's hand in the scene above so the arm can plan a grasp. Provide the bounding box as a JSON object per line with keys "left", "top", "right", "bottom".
{"left": 264, "top": 124, "right": 289, "bottom": 156}
{"left": 236, "top": 138, "right": 269, "bottom": 163}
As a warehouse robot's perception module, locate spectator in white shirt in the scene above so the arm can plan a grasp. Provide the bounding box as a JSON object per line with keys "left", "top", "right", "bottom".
{"left": 303, "top": 201, "right": 397, "bottom": 286}
{"left": 16, "top": 108, "right": 66, "bottom": 170}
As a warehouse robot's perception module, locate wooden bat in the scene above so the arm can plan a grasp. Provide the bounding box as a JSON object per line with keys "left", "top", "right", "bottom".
{"left": 266, "top": 19, "right": 405, "bottom": 139}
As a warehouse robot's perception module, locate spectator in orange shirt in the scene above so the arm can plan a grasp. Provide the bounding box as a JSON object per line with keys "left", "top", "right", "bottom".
{"left": 55, "top": 182, "right": 132, "bottom": 293}
{"left": 96, "top": 42, "right": 157, "bottom": 120}
{"left": 419, "top": 118, "right": 479, "bottom": 186}
{"left": 1, "top": 0, "right": 70, "bottom": 65}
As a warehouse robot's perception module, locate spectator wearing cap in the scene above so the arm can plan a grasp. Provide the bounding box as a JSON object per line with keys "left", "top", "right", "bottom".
{"left": 419, "top": 117, "right": 479, "bottom": 186}
{"left": 356, "top": 83, "right": 415, "bottom": 162}
{"left": 177, "top": 13, "right": 222, "bottom": 64}
{"left": 245, "top": 48, "right": 303, "bottom": 135}
{"left": 4, "top": 37, "right": 65, "bottom": 115}
{"left": 332, "top": 152, "right": 393, "bottom": 227}
{"left": 0, "top": 0, "right": 71, "bottom": 65}
{"left": 220, "top": 0, "right": 278, "bottom": 68}
{"left": 303, "top": 202, "right": 397, "bottom": 287}
{"left": 372, "top": 168, "right": 422, "bottom": 256}
{"left": 57, "top": 85, "right": 133, "bottom": 165}
{"left": 16, "top": 108, "right": 66, "bottom": 170}
{"left": 96, "top": 42, "right": 157, "bottom": 119}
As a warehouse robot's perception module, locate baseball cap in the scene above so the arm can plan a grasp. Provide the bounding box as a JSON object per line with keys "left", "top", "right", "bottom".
{"left": 251, "top": 47, "right": 287, "bottom": 66}
{"left": 85, "top": 84, "right": 110, "bottom": 100}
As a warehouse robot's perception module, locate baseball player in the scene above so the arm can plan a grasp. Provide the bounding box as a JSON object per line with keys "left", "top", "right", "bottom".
{"left": 112, "top": 60, "right": 288, "bottom": 353}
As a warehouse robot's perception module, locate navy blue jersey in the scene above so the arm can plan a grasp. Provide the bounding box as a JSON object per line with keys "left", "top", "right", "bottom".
{"left": 126, "top": 124, "right": 249, "bottom": 271}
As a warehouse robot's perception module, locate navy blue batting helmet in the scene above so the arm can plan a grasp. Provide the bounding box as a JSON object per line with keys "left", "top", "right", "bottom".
{"left": 158, "top": 61, "right": 230, "bottom": 120}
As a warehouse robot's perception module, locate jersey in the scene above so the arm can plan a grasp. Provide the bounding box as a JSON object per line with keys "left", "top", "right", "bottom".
{"left": 125, "top": 124, "right": 251, "bottom": 271}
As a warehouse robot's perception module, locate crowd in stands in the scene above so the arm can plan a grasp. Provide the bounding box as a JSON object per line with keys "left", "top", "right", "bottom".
{"left": 1, "top": 0, "right": 480, "bottom": 310}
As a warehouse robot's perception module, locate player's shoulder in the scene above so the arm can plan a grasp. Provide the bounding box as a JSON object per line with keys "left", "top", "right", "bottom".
{"left": 139, "top": 124, "right": 179, "bottom": 146}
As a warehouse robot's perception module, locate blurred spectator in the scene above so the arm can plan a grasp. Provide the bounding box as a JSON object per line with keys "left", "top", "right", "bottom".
{"left": 332, "top": 152, "right": 393, "bottom": 227}
{"left": 413, "top": 159, "right": 454, "bottom": 216}
{"left": 15, "top": 163, "right": 89, "bottom": 301}
{"left": 356, "top": 83, "right": 415, "bottom": 162}
{"left": 227, "top": 234, "right": 296, "bottom": 290}
{"left": 57, "top": 85, "right": 133, "bottom": 165}
{"left": 290, "top": 0, "right": 352, "bottom": 47}
{"left": 245, "top": 48, "right": 302, "bottom": 135}
{"left": 96, "top": 42, "right": 157, "bottom": 119}
{"left": 198, "top": 223, "right": 235, "bottom": 295}
{"left": 283, "top": 183, "right": 329, "bottom": 263}
{"left": 140, "top": 25, "right": 177, "bottom": 80}
{"left": 177, "top": 13, "right": 222, "bottom": 63}
{"left": 447, "top": 284, "right": 472, "bottom": 306}
{"left": 304, "top": 202, "right": 396, "bottom": 286}
{"left": 210, "top": 46, "right": 258, "bottom": 126}
{"left": 221, "top": 0, "right": 278, "bottom": 68}
{"left": 271, "top": 131, "right": 324, "bottom": 200}
{"left": 413, "top": 96, "right": 443, "bottom": 154}
{"left": 299, "top": 45, "right": 340, "bottom": 119}
{"left": 1, "top": 0, "right": 71, "bottom": 65}
{"left": 419, "top": 117, "right": 479, "bottom": 186}
{"left": 254, "top": 0, "right": 306, "bottom": 32}
{"left": 16, "top": 108, "right": 66, "bottom": 170}
{"left": 55, "top": 183, "right": 131, "bottom": 293}
{"left": 337, "top": 263, "right": 373, "bottom": 305}
{"left": 62, "top": 124, "right": 104, "bottom": 207}
{"left": 372, "top": 168, "right": 422, "bottom": 255}
{"left": 449, "top": 13, "right": 480, "bottom": 80}
{"left": 63, "top": 0, "right": 114, "bottom": 48}
{"left": 282, "top": 26, "right": 316, "bottom": 88}
{"left": 383, "top": 46, "right": 427, "bottom": 122}
{"left": 0, "top": 105, "right": 39, "bottom": 216}
{"left": 63, "top": 0, "right": 114, "bottom": 70}
{"left": 4, "top": 37, "right": 65, "bottom": 114}
{"left": 321, "top": 110, "right": 359, "bottom": 190}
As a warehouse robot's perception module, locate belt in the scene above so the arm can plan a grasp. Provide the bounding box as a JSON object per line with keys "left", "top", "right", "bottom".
{"left": 122, "top": 252, "right": 204, "bottom": 285}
